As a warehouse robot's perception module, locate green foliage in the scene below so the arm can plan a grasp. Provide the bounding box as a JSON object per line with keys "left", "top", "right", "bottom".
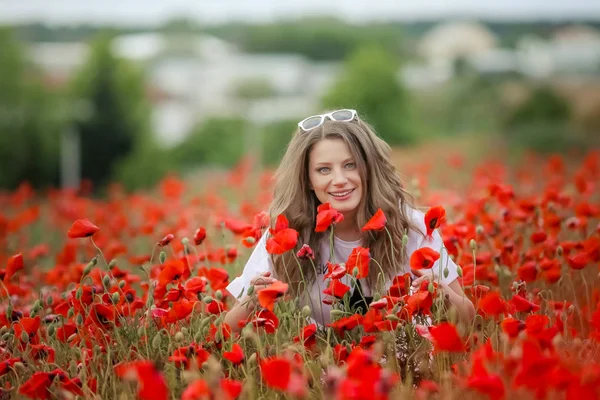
{"left": 205, "top": 18, "right": 404, "bottom": 61}
{"left": 70, "top": 32, "right": 152, "bottom": 191}
{"left": 260, "top": 119, "right": 297, "bottom": 166}
{"left": 0, "top": 28, "right": 63, "bottom": 190}
{"left": 504, "top": 85, "right": 578, "bottom": 153}
{"left": 322, "top": 44, "right": 415, "bottom": 145}
{"left": 171, "top": 117, "right": 248, "bottom": 168}
{"left": 113, "top": 140, "right": 176, "bottom": 192}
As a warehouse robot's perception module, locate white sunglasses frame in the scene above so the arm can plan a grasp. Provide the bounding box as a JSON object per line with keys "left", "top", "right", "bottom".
{"left": 297, "top": 109, "right": 358, "bottom": 131}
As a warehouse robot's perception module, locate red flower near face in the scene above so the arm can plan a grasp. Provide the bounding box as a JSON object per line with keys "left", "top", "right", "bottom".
{"left": 345, "top": 246, "right": 370, "bottom": 279}
{"left": 424, "top": 206, "right": 446, "bottom": 237}
{"left": 266, "top": 214, "right": 299, "bottom": 255}
{"left": 410, "top": 247, "right": 440, "bottom": 270}
{"left": 323, "top": 279, "right": 350, "bottom": 299}
{"left": 4, "top": 253, "right": 24, "bottom": 282}
{"left": 223, "top": 343, "right": 244, "bottom": 365}
{"left": 193, "top": 227, "right": 207, "bottom": 246}
{"left": 257, "top": 280, "right": 289, "bottom": 311}
{"left": 315, "top": 203, "right": 344, "bottom": 232}
{"left": 293, "top": 324, "right": 317, "bottom": 348}
{"left": 429, "top": 322, "right": 465, "bottom": 353}
{"left": 362, "top": 208, "right": 387, "bottom": 231}
{"left": 67, "top": 219, "right": 100, "bottom": 239}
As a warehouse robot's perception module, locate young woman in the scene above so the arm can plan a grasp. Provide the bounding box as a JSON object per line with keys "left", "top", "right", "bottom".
{"left": 224, "top": 109, "right": 475, "bottom": 329}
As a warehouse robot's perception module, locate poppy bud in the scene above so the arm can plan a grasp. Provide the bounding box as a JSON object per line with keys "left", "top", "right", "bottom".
{"left": 0, "top": 326, "right": 6, "bottom": 335}
{"left": 159, "top": 251, "right": 167, "bottom": 264}
{"left": 330, "top": 309, "right": 344, "bottom": 320}
{"left": 302, "top": 305, "right": 311, "bottom": 318}
{"left": 76, "top": 314, "right": 84, "bottom": 325}
{"left": 111, "top": 293, "right": 120, "bottom": 304}
{"left": 247, "top": 352, "right": 257, "bottom": 365}
{"left": 108, "top": 259, "right": 117, "bottom": 270}
{"left": 152, "top": 333, "right": 162, "bottom": 349}
{"left": 174, "top": 331, "right": 184, "bottom": 342}
{"left": 2, "top": 333, "right": 11, "bottom": 341}
{"left": 427, "top": 282, "right": 434, "bottom": 293}
{"left": 47, "top": 324, "right": 55, "bottom": 337}
{"left": 102, "top": 275, "right": 111, "bottom": 288}
{"left": 75, "top": 288, "right": 83, "bottom": 300}
{"left": 245, "top": 237, "right": 256, "bottom": 245}
{"left": 83, "top": 261, "right": 94, "bottom": 276}
{"left": 402, "top": 234, "right": 408, "bottom": 247}
{"left": 203, "top": 296, "right": 214, "bottom": 304}
{"left": 21, "top": 331, "right": 29, "bottom": 343}
{"left": 91, "top": 256, "right": 98, "bottom": 267}
{"left": 13, "top": 361, "right": 25, "bottom": 372}
{"left": 556, "top": 246, "right": 563, "bottom": 257}
{"left": 181, "top": 237, "right": 189, "bottom": 246}
{"left": 119, "top": 280, "right": 126, "bottom": 289}
{"left": 67, "top": 308, "right": 75, "bottom": 319}
{"left": 246, "top": 285, "right": 255, "bottom": 296}
{"left": 352, "top": 267, "right": 359, "bottom": 277}
{"left": 456, "top": 265, "right": 463, "bottom": 277}
{"left": 46, "top": 296, "right": 53, "bottom": 306}
{"left": 215, "top": 290, "right": 223, "bottom": 300}
{"left": 385, "top": 314, "right": 399, "bottom": 321}
{"left": 470, "top": 239, "right": 477, "bottom": 251}
{"left": 443, "top": 268, "right": 449, "bottom": 278}
{"left": 159, "top": 234, "right": 175, "bottom": 247}
{"left": 476, "top": 225, "right": 484, "bottom": 235}
{"left": 30, "top": 308, "right": 37, "bottom": 318}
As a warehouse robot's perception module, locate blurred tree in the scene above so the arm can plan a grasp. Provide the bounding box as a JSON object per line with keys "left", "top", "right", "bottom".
{"left": 170, "top": 117, "right": 248, "bottom": 169}
{"left": 70, "top": 32, "right": 152, "bottom": 191}
{"left": 322, "top": 44, "right": 415, "bottom": 145}
{"left": 0, "top": 28, "right": 63, "bottom": 190}
{"left": 261, "top": 119, "right": 298, "bottom": 166}
{"left": 504, "top": 85, "right": 578, "bottom": 152}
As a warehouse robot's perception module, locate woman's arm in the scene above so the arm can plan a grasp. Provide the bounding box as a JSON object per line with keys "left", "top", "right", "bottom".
{"left": 411, "top": 273, "right": 475, "bottom": 324}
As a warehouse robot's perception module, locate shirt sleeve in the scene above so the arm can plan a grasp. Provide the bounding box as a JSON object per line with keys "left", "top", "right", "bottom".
{"left": 226, "top": 231, "right": 273, "bottom": 299}
{"left": 408, "top": 208, "right": 459, "bottom": 286}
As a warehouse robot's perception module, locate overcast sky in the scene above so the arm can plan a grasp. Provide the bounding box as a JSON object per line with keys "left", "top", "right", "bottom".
{"left": 0, "top": 0, "right": 599, "bottom": 25}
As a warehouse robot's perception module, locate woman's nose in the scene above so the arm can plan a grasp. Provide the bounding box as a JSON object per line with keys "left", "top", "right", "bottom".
{"left": 332, "top": 169, "right": 348, "bottom": 185}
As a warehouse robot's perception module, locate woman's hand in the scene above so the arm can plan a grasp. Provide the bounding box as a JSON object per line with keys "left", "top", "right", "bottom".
{"left": 250, "top": 271, "right": 275, "bottom": 292}
{"left": 410, "top": 269, "right": 475, "bottom": 323}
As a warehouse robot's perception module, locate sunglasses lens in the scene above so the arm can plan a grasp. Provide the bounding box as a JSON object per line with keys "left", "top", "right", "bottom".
{"left": 301, "top": 116, "right": 323, "bottom": 131}
{"left": 331, "top": 110, "right": 354, "bottom": 121}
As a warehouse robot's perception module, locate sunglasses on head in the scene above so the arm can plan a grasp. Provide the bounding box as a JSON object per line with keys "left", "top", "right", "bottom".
{"left": 297, "top": 109, "right": 358, "bottom": 132}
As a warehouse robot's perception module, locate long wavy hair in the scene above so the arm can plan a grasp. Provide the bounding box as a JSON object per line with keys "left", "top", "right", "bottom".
{"left": 269, "top": 115, "right": 419, "bottom": 297}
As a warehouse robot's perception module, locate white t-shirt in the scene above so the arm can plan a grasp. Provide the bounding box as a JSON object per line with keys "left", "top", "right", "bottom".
{"left": 226, "top": 207, "right": 459, "bottom": 326}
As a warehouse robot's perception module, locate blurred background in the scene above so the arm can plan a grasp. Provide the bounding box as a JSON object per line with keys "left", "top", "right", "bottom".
{"left": 1, "top": 0, "right": 599, "bottom": 193}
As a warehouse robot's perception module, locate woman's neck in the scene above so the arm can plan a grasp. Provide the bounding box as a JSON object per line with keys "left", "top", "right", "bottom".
{"left": 333, "top": 217, "right": 362, "bottom": 242}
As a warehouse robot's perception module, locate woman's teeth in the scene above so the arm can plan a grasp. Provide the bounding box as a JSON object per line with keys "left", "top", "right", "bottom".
{"left": 330, "top": 189, "right": 353, "bottom": 197}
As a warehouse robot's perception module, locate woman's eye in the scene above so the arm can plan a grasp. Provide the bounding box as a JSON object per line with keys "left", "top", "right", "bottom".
{"left": 345, "top": 163, "right": 356, "bottom": 169}
{"left": 318, "top": 167, "right": 330, "bottom": 173}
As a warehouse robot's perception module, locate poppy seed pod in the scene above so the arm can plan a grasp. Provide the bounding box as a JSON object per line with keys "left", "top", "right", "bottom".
{"left": 470, "top": 239, "right": 477, "bottom": 251}
{"left": 108, "top": 259, "right": 117, "bottom": 270}
{"left": 159, "top": 251, "right": 167, "bottom": 264}
{"left": 302, "top": 305, "right": 311, "bottom": 318}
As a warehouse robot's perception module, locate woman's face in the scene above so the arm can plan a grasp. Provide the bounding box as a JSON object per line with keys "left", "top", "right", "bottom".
{"left": 308, "top": 138, "right": 363, "bottom": 220}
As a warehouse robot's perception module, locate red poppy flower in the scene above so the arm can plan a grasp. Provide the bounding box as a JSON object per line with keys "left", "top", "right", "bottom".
{"left": 296, "top": 244, "right": 314, "bottom": 260}
{"left": 345, "top": 246, "right": 370, "bottom": 279}
{"left": 114, "top": 360, "right": 168, "bottom": 400}
{"left": 257, "top": 280, "right": 289, "bottom": 311}
{"left": 429, "top": 322, "right": 465, "bottom": 353}
{"left": 266, "top": 229, "right": 299, "bottom": 255}
{"left": 362, "top": 208, "right": 387, "bottom": 231}
{"left": 324, "top": 262, "right": 347, "bottom": 280}
{"left": 315, "top": 203, "right": 344, "bottom": 232}
{"left": 18, "top": 371, "right": 54, "bottom": 399}
{"left": 424, "top": 206, "right": 446, "bottom": 237}
{"left": 158, "top": 260, "right": 186, "bottom": 286}
{"left": 510, "top": 294, "right": 540, "bottom": 313}
{"left": 410, "top": 247, "right": 440, "bottom": 270}
{"left": 260, "top": 357, "right": 291, "bottom": 391}
{"left": 220, "top": 378, "right": 243, "bottom": 400}
{"left": 193, "top": 227, "right": 207, "bottom": 246}
{"left": 323, "top": 279, "right": 350, "bottom": 299}
{"left": 67, "top": 219, "right": 100, "bottom": 239}
{"left": 158, "top": 233, "right": 175, "bottom": 247}
{"left": 182, "top": 380, "right": 210, "bottom": 400}
{"left": 4, "top": 253, "right": 24, "bottom": 282}
{"left": 567, "top": 253, "right": 589, "bottom": 270}
{"left": 293, "top": 324, "right": 317, "bottom": 348}
{"left": 501, "top": 317, "right": 525, "bottom": 338}
{"left": 327, "top": 314, "right": 363, "bottom": 335}
{"left": 223, "top": 343, "right": 244, "bottom": 365}
{"left": 251, "top": 308, "right": 279, "bottom": 334}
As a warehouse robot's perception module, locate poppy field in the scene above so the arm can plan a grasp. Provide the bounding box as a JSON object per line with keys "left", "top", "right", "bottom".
{"left": 1, "top": 149, "right": 600, "bottom": 400}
